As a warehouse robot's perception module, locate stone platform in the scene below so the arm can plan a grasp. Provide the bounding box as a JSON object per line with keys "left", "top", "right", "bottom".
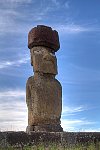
{"left": 0, "top": 131, "right": 100, "bottom": 146}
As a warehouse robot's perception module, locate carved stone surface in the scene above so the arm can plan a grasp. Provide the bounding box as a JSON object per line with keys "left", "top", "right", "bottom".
{"left": 30, "top": 46, "right": 58, "bottom": 74}
{"left": 26, "top": 25, "right": 63, "bottom": 132}
{"left": 28, "top": 25, "right": 60, "bottom": 51}
{"left": 1, "top": 131, "right": 100, "bottom": 146}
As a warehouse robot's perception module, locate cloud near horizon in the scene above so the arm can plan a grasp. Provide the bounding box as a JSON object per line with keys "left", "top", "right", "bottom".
{"left": 0, "top": 89, "right": 97, "bottom": 132}
{"left": 0, "top": 89, "right": 27, "bottom": 131}
{"left": 61, "top": 118, "right": 96, "bottom": 132}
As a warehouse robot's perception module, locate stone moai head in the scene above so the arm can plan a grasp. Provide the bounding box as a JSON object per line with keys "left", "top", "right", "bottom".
{"left": 28, "top": 25, "right": 60, "bottom": 75}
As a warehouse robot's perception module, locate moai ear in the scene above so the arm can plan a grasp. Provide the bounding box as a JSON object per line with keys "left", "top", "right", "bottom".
{"left": 30, "top": 50, "right": 33, "bottom": 66}
{"left": 30, "top": 48, "right": 41, "bottom": 66}
{"left": 31, "top": 48, "right": 43, "bottom": 72}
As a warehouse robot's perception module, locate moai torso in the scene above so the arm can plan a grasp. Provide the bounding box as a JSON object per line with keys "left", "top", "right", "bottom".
{"left": 26, "top": 75, "right": 62, "bottom": 125}
{"left": 26, "top": 25, "right": 63, "bottom": 132}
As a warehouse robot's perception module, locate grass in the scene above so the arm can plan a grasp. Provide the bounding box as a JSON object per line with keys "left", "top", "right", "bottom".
{"left": 0, "top": 142, "right": 100, "bottom": 150}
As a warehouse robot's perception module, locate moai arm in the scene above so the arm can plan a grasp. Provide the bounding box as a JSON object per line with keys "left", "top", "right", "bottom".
{"left": 26, "top": 76, "right": 33, "bottom": 109}
{"left": 55, "top": 78, "right": 62, "bottom": 114}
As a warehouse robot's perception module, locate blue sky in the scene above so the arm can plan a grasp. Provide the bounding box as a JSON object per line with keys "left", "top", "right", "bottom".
{"left": 0, "top": 0, "right": 100, "bottom": 132}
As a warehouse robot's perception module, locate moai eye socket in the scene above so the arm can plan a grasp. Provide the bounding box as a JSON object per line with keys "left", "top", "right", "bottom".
{"left": 49, "top": 50, "right": 55, "bottom": 56}
{"left": 33, "top": 50, "right": 42, "bottom": 54}
{"left": 52, "top": 51, "right": 55, "bottom": 55}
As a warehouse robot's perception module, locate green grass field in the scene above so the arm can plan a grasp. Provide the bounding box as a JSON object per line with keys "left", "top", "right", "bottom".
{"left": 0, "top": 142, "right": 100, "bottom": 150}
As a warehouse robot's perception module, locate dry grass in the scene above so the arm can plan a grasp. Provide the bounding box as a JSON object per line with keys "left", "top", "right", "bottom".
{"left": 0, "top": 142, "right": 100, "bottom": 150}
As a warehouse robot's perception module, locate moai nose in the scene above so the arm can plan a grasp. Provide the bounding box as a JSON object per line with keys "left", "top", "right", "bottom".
{"left": 43, "top": 53, "right": 55, "bottom": 62}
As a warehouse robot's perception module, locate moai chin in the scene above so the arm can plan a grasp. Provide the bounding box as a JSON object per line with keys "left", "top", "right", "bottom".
{"left": 26, "top": 25, "right": 63, "bottom": 132}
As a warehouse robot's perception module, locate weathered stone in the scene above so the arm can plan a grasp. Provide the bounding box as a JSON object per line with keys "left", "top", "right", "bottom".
{"left": 1, "top": 131, "right": 100, "bottom": 146}
{"left": 30, "top": 46, "right": 58, "bottom": 74}
{"left": 26, "top": 74, "right": 62, "bottom": 130}
{"left": 28, "top": 25, "right": 60, "bottom": 51}
{"left": 26, "top": 25, "right": 63, "bottom": 132}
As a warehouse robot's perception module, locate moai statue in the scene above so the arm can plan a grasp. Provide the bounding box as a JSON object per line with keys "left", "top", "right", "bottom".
{"left": 26, "top": 25, "right": 63, "bottom": 132}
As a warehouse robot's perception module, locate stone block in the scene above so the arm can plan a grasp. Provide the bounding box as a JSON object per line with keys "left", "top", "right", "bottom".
{"left": 28, "top": 25, "right": 60, "bottom": 51}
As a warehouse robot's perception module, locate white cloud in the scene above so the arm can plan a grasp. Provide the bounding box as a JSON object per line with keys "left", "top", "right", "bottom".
{"left": 61, "top": 104, "right": 96, "bottom": 131}
{"left": 0, "top": 89, "right": 27, "bottom": 131}
{"left": 0, "top": 5, "right": 43, "bottom": 35}
{"left": 0, "top": 8, "right": 32, "bottom": 35}
{"left": 56, "top": 24, "right": 90, "bottom": 34}
{"left": 62, "top": 105, "right": 86, "bottom": 116}
{"left": 61, "top": 118, "right": 95, "bottom": 131}
{"left": 0, "top": 9, "right": 20, "bottom": 34}
{"left": 0, "top": 0, "right": 32, "bottom": 4}
{"left": 0, "top": 90, "right": 25, "bottom": 98}
{"left": 82, "top": 128, "right": 100, "bottom": 132}
{"left": 54, "top": 23, "right": 100, "bottom": 34}
{"left": 0, "top": 55, "right": 30, "bottom": 69}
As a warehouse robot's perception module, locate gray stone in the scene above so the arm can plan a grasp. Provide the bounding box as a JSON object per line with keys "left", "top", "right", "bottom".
{"left": 26, "top": 25, "right": 63, "bottom": 132}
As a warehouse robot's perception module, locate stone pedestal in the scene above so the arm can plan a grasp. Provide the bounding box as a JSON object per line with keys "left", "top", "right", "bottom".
{"left": 1, "top": 131, "right": 100, "bottom": 146}
{"left": 26, "top": 124, "right": 63, "bottom": 133}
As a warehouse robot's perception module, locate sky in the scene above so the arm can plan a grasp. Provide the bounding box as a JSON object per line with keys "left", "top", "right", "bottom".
{"left": 0, "top": 0, "right": 100, "bottom": 132}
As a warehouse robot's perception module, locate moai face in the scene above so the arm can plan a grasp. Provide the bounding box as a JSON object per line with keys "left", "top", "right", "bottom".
{"left": 30, "top": 46, "right": 58, "bottom": 75}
